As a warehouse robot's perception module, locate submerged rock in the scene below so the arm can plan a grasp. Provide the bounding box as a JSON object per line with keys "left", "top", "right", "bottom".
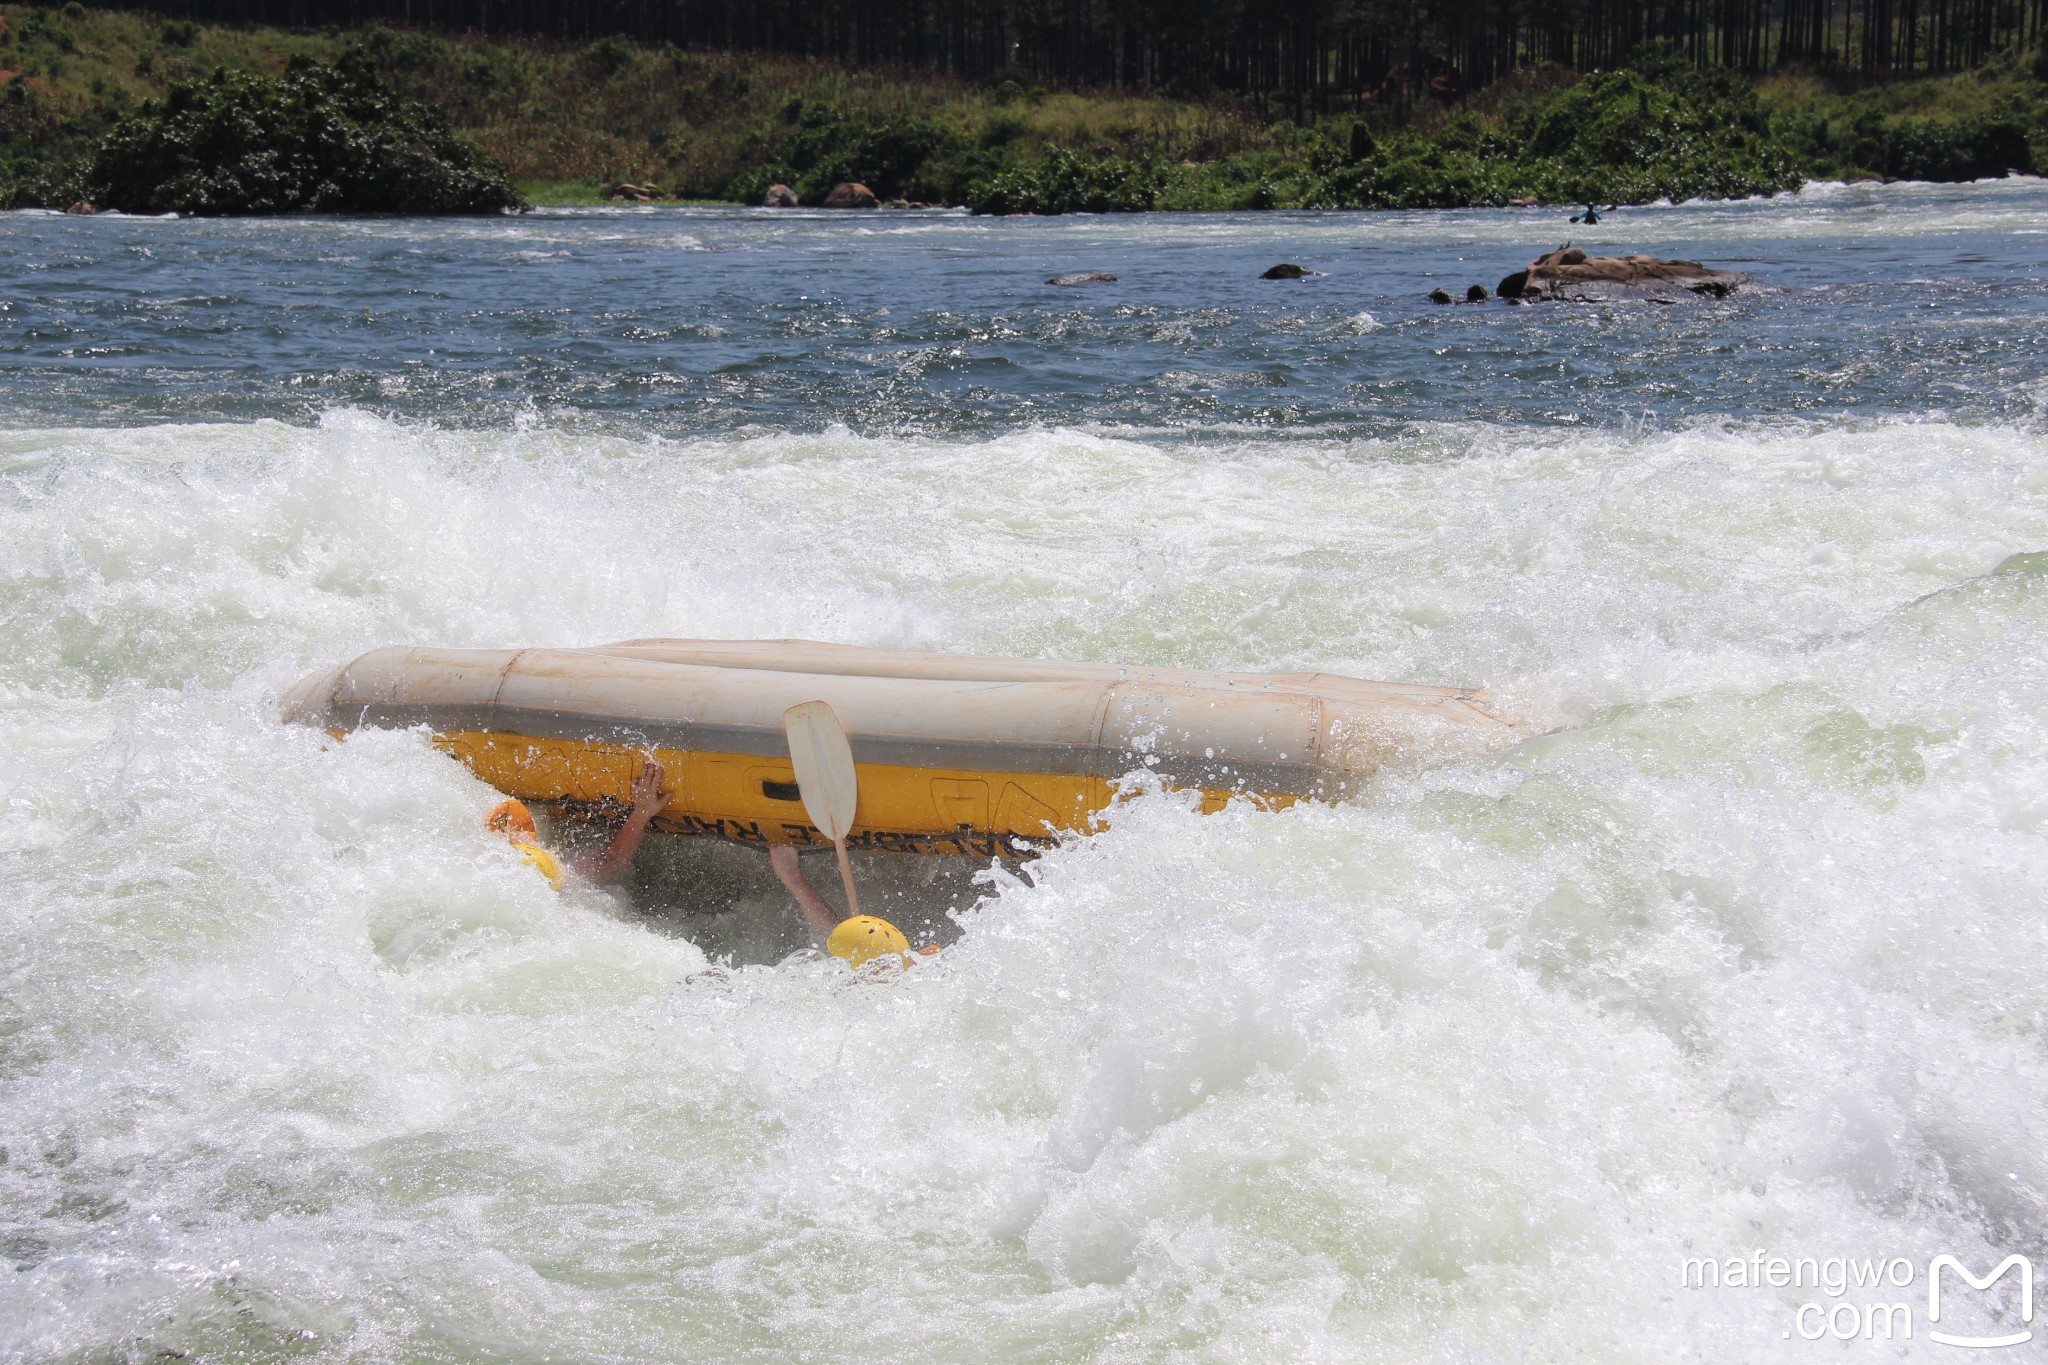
{"left": 761, "top": 183, "right": 798, "bottom": 208}
{"left": 1429, "top": 287, "right": 1453, "bottom": 304}
{"left": 1465, "top": 284, "right": 1489, "bottom": 303}
{"left": 1048, "top": 271, "right": 1118, "bottom": 286}
{"left": 1261, "top": 263, "right": 1315, "bottom": 279}
{"left": 822, "top": 182, "right": 879, "bottom": 209}
{"left": 1498, "top": 246, "right": 1747, "bottom": 301}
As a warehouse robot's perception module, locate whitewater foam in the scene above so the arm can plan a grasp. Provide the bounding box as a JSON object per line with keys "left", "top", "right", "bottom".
{"left": 3, "top": 409, "right": 2046, "bottom": 1360}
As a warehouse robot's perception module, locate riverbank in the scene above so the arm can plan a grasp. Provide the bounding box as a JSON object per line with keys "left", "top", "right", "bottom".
{"left": 2, "top": 5, "right": 2042, "bottom": 211}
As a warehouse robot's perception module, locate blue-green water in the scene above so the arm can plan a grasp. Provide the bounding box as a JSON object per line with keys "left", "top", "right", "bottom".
{"left": 6, "top": 181, "right": 2047, "bottom": 433}
{"left": 3, "top": 183, "right": 2048, "bottom": 1362}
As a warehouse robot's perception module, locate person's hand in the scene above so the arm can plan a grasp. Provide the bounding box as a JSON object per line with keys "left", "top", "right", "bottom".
{"left": 583, "top": 759, "right": 670, "bottom": 887}
{"left": 768, "top": 843, "right": 802, "bottom": 886}
{"left": 628, "top": 760, "right": 668, "bottom": 819}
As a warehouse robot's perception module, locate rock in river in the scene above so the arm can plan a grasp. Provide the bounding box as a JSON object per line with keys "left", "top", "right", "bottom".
{"left": 1048, "top": 271, "right": 1118, "bottom": 286}
{"left": 1497, "top": 247, "right": 1747, "bottom": 302}
{"left": 822, "top": 182, "right": 880, "bottom": 209}
{"left": 1261, "top": 263, "right": 1316, "bottom": 279}
{"left": 761, "top": 184, "right": 798, "bottom": 208}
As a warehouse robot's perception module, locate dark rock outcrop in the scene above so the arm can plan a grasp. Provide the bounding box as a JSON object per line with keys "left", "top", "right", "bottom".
{"left": 1429, "top": 287, "right": 1453, "bottom": 304}
{"left": 761, "top": 183, "right": 798, "bottom": 207}
{"left": 1465, "top": 284, "right": 1489, "bottom": 303}
{"left": 1497, "top": 246, "right": 1747, "bottom": 301}
{"left": 1048, "top": 271, "right": 1118, "bottom": 286}
{"left": 822, "top": 182, "right": 879, "bottom": 209}
{"left": 1261, "top": 263, "right": 1316, "bottom": 279}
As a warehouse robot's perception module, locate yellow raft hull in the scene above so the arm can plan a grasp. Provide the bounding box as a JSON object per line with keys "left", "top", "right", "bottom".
{"left": 283, "top": 639, "right": 1526, "bottom": 855}
{"left": 436, "top": 731, "right": 1152, "bottom": 857}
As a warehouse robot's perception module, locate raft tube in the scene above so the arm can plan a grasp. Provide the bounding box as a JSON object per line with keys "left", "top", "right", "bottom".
{"left": 281, "top": 640, "right": 1526, "bottom": 856}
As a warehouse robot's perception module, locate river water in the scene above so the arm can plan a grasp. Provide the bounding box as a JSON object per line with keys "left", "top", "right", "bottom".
{"left": 4, "top": 181, "right": 2047, "bottom": 1361}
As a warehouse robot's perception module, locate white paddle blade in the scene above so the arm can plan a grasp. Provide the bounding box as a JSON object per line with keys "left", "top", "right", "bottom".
{"left": 782, "top": 700, "right": 859, "bottom": 842}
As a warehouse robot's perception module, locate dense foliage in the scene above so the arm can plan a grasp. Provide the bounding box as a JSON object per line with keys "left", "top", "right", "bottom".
{"left": 0, "top": 8, "right": 2039, "bottom": 213}
{"left": 1743, "top": 44, "right": 2047, "bottom": 182}
{"left": 83, "top": 56, "right": 522, "bottom": 213}
{"left": 60, "top": 0, "right": 2048, "bottom": 101}
{"left": 725, "top": 99, "right": 979, "bottom": 204}
{"left": 966, "top": 63, "right": 1809, "bottom": 211}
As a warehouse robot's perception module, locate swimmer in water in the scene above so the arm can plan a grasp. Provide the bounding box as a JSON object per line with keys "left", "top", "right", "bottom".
{"left": 485, "top": 797, "right": 567, "bottom": 890}
{"left": 486, "top": 759, "right": 682, "bottom": 888}
{"left": 769, "top": 844, "right": 928, "bottom": 968}
{"left": 490, "top": 762, "right": 913, "bottom": 966}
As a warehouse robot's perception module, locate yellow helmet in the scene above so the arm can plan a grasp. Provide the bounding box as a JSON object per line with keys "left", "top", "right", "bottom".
{"left": 826, "top": 915, "right": 910, "bottom": 968}
{"left": 512, "top": 841, "right": 566, "bottom": 893}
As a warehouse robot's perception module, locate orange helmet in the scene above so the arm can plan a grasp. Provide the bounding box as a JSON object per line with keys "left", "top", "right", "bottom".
{"left": 486, "top": 799, "right": 538, "bottom": 841}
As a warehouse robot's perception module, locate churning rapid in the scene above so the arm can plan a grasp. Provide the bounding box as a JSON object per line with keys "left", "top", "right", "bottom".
{"left": 4, "top": 183, "right": 2048, "bottom": 1361}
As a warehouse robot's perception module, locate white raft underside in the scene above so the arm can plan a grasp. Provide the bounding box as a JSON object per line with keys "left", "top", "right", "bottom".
{"left": 281, "top": 639, "right": 1528, "bottom": 847}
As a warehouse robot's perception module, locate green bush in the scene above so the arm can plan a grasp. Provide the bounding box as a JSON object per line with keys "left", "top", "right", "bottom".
{"left": 971, "top": 147, "right": 1170, "bottom": 213}
{"left": 1759, "top": 60, "right": 2041, "bottom": 183}
{"left": 17, "top": 10, "right": 78, "bottom": 53}
{"left": 584, "top": 35, "right": 635, "bottom": 78}
{"left": 0, "top": 151, "right": 86, "bottom": 208}
{"left": 727, "top": 102, "right": 967, "bottom": 203}
{"left": 1884, "top": 114, "right": 2032, "bottom": 178}
{"left": 352, "top": 25, "right": 450, "bottom": 77}
{"left": 85, "top": 54, "right": 524, "bottom": 214}
{"left": 967, "top": 57, "right": 1802, "bottom": 214}
{"left": 1769, "top": 103, "right": 2035, "bottom": 181}
{"left": 1510, "top": 67, "right": 1800, "bottom": 201}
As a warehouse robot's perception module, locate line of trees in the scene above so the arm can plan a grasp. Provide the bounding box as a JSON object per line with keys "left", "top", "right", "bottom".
{"left": 75, "top": 0, "right": 2048, "bottom": 103}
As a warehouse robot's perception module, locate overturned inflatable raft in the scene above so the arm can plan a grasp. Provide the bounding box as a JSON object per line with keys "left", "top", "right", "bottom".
{"left": 281, "top": 639, "right": 1526, "bottom": 856}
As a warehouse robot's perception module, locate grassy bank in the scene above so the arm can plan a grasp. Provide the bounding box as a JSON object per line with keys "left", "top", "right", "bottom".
{"left": 2, "top": 5, "right": 2042, "bottom": 212}
{"left": 1758, "top": 58, "right": 2046, "bottom": 180}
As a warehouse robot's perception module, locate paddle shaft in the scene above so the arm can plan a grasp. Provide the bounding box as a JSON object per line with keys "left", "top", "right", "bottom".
{"left": 833, "top": 839, "right": 862, "bottom": 918}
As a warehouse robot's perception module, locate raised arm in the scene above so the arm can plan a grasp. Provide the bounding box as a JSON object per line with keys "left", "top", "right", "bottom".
{"left": 769, "top": 843, "right": 843, "bottom": 947}
{"left": 582, "top": 759, "right": 669, "bottom": 887}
